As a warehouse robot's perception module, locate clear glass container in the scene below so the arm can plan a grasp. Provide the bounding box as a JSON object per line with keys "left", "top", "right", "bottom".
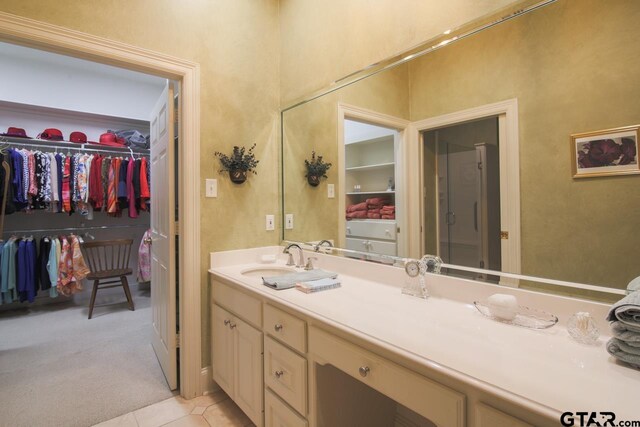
{"left": 567, "top": 312, "right": 600, "bottom": 345}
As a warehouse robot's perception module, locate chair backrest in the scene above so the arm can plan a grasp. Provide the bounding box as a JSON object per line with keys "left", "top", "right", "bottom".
{"left": 81, "top": 239, "right": 134, "bottom": 274}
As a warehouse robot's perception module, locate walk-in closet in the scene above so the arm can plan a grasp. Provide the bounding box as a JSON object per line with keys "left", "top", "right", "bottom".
{"left": 0, "top": 41, "right": 178, "bottom": 426}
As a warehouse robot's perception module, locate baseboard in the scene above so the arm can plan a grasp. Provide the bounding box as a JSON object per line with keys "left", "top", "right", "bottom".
{"left": 200, "top": 366, "right": 220, "bottom": 395}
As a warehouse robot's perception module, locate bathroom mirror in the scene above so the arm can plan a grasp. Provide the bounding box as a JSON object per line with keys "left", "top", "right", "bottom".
{"left": 282, "top": 0, "right": 640, "bottom": 300}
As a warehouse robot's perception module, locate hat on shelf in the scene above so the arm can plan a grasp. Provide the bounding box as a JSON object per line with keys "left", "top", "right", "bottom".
{"left": 37, "top": 128, "right": 64, "bottom": 141}
{"left": 1, "top": 127, "right": 30, "bottom": 138}
{"left": 69, "top": 131, "right": 87, "bottom": 144}
{"left": 96, "top": 131, "right": 126, "bottom": 147}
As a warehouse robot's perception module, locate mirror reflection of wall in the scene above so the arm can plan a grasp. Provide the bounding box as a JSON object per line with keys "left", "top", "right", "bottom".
{"left": 281, "top": 0, "right": 640, "bottom": 299}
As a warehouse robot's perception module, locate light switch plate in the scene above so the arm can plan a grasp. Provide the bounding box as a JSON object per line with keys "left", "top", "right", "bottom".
{"left": 327, "top": 183, "right": 335, "bottom": 198}
{"left": 266, "top": 214, "right": 275, "bottom": 231}
{"left": 205, "top": 179, "right": 217, "bottom": 198}
{"left": 285, "top": 214, "right": 294, "bottom": 229}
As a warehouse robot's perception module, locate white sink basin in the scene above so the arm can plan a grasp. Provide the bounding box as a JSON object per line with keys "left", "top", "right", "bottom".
{"left": 241, "top": 266, "right": 296, "bottom": 277}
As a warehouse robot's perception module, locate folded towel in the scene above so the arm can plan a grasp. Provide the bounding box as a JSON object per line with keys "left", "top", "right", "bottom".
{"left": 366, "top": 197, "right": 388, "bottom": 205}
{"left": 296, "top": 277, "right": 341, "bottom": 294}
{"left": 380, "top": 205, "right": 395, "bottom": 210}
{"left": 367, "top": 213, "right": 381, "bottom": 219}
{"left": 607, "top": 291, "right": 640, "bottom": 326}
{"left": 262, "top": 269, "right": 338, "bottom": 290}
{"left": 367, "top": 208, "right": 381, "bottom": 215}
{"left": 381, "top": 214, "right": 395, "bottom": 220}
{"left": 611, "top": 321, "right": 640, "bottom": 343}
{"left": 628, "top": 276, "right": 640, "bottom": 293}
{"left": 347, "top": 211, "right": 367, "bottom": 219}
{"left": 607, "top": 338, "right": 640, "bottom": 369}
{"left": 347, "top": 202, "right": 368, "bottom": 213}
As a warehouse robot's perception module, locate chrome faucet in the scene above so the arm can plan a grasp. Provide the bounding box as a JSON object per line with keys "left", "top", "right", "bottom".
{"left": 283, "top": 243, "right": 305, "bottom": 268}
{"left": 314, "top": 240, "right": 334, "bottom": 252}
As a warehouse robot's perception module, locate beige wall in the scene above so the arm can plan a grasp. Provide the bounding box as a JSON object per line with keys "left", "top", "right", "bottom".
{"left": 279, "top": 0, "right": 522, "bottom": 106}
{"left": 0, "top": 0, "right": 280, "bottom": 367}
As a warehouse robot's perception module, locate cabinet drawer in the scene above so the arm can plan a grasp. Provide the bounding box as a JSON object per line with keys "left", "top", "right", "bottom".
{"left": 265, "top": 336, "right": 307, "bottom": 416}
{"left": 265, "top": 389, "right": 308, "bottom": 427}
{"left": 212, "top": 279, "right": 262, "bottom": 327}
{"left": 309, "top": 327, "right": 465, "bottom": 427}
{"left": 346, "top": 238, "right": 397, "bottom": 256}
{"left": 346, "top": 220, "right": 396, "bottom": 240}
{"left": 264, "top": 304, "right": 307, "bottom": 353}
{"left": 476, "top": 403, "right": 532, "bottom": 427}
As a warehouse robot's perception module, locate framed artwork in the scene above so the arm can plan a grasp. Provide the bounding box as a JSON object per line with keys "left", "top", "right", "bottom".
{"left": 571, "top": 125, "right": 639, "bottom": 178}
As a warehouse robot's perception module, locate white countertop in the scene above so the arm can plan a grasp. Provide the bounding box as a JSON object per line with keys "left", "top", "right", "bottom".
{"left": 209, "top": 246, "right": 640, "bottom": 421}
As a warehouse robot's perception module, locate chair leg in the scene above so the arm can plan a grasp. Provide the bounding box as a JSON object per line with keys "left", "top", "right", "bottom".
{"left": 121, "top": 276, "right": 135, "bottom": 311}
{"left": 88, "top": 280, "right": 99, "bottom": 319}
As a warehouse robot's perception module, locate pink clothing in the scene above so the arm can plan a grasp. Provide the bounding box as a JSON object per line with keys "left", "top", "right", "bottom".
{"left": 126, "top": 159, "right": 138, "bottom": 218}
{"left": 56, "top": 236, "right": 89, "bottom": 296}
{"left": 137, "top": 229, "right": 152, "bottom": 283}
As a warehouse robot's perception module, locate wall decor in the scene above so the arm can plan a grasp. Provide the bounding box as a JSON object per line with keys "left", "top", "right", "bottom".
{"left": 571, "top": 125, "right": 639, "bottom": 178}
{"left": 304, "top": 151, "right": 332, "bottom": 186}
{"left": 214, "top": 143, "right": 259, "bottom": 184}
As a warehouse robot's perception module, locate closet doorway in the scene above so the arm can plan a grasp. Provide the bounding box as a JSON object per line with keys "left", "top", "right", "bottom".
{"left": 0, "top": 40, "right": 181, "bottom": 426}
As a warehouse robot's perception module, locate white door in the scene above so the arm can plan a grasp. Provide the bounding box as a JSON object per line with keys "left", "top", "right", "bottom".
{"left": 212, "top": 305, "right": 235, "bottom": 397}
{"left": 234, "top": 318, "right": 264, "bottom": 426}
{"left": 150, "top": 82, "right": 178, "bottom": 390}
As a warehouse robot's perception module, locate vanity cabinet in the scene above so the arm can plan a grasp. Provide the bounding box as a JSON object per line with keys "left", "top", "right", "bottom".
{"left": 211, "top": 297, "right": 264, "bottom": 427}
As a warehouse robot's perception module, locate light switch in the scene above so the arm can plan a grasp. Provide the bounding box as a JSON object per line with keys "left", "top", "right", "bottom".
{"left": 266, "top": 214, "right": 275, "bottom": 231}
{"left": 285, "top": 214, "right": 294, "bottom": 229}
{"left": 327, "top": 183, "right": 335, "bottom": 198}
{"left": 205, "top": 179, "right": 217, "bottom": 198}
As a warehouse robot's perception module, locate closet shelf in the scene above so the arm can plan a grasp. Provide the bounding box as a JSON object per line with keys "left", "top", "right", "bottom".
{"left": 345, "top": 162, "right": 395, "bottom": 172}
{"left": 346, "top": 191, "right": 395, "bottom": 195}
{"left": 0, "top": 136, "right": 149, "bottom": 156}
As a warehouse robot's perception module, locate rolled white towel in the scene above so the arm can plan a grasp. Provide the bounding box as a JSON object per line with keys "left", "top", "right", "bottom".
{"left": 487, "top": 293, "right": 518, "bottom": 321}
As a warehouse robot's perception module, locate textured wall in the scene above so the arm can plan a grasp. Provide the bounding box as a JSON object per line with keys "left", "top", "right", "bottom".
{"left": 279, "top": 0, "right": 522, "bottom": 106}
{"left": 0, "top": 0, "right": 281, "bottom": 367}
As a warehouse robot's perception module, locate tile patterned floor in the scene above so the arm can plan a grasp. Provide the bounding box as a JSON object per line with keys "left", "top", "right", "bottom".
{"left": 93, "top": 390, "right": 256, "bottom": 427}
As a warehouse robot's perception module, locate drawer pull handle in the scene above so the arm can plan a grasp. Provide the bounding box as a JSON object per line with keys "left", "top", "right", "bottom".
{"left": 229, "top": 322, "right": 237, "bottom": 329}
{"left": 274, "top": 324, "right": 283, "bottom": 332}
{"left": 274, "top": 370, "right": 284, "bottom": 379}
{"left": 223, "top": 319, "right": 231, "bottom": 326}
{"left": 359, "top": 366, "right": 370, "bottom": 377}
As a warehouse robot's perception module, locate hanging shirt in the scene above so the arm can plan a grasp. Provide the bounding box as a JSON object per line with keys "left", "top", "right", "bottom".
{"left": 9, "top": 149, "right": 26, "bottom": 207}
{"left": 38, "top": 237, "right": 52, "bottom": 291}
{"left": 126, "top": 158, "right": 138, "bottom": 218}
{"left": 47, "top": 238, "right": 59, "bottom": 298}
{"left": 49, "top": 153, "right": 59, "bottom": 208}
{"left": 55, "top": 154, "right": 64, "bottom": 213}
{"left": 62, "top": 156, "right": 72, "bottom": 213}
{"left": 102, "top": 157, "right": 111, "bottom": 209}
{"left": 1, "top": 238, "right": 17, "bottom": 304}
{"left": 107, "top": 159, "right": 118, "bottom": 215}
{"left": 17, "top": 239, "right": 37, "bottom": 303}
{"left": 28, "top": 151, "right": 37, "bottom": 198}
{"left": 140, "top": 156, "right": 150, "bottom": 211}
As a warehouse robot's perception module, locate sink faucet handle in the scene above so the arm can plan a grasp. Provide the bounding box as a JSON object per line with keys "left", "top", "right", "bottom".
{"left": 304, "top": 257, "right": 318, "bottom": 271}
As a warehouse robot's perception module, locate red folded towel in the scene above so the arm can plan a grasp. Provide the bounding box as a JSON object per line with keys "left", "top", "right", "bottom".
{"left": 366, "top": 197, "right": 389, "bottom": 205}
{"left": 380, "top": 205, "right": 395, "bottom": 212}
{"left": 381, "top": 214, "right": 395, "bottom": 220}
{"left": 347, "top": 202, "right": 368, "bottom": 213}
{"left": 367, "top": 208, "right": 381, "bottom": 215}
{"left": 367, "top": 213, "right": 381, "bottom": 219}
{"left": 347, "top": 211, "right": 368, "bottom": 219}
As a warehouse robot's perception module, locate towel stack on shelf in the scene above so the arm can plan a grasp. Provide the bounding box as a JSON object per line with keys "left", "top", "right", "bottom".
{"left": 606, "top": 288, "right": 640, "bottom": 369}
{"left": 346, "top": 198, "right": 395, "bottom": 220}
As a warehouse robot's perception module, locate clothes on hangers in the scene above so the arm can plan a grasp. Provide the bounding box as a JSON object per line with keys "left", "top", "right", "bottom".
{"left": 3, "top": 147, "right": 150, "bottom": 217}
{"left": 0, "top": 234, "right": 90, "bottom": 304}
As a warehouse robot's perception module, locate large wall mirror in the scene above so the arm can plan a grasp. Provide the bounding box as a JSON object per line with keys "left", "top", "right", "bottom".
{"left": 281, "top": 0, "right": 640, "bottom": 301}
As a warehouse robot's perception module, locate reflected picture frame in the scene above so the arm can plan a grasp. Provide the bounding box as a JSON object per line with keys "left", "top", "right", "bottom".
{"left": 571, "top": 125, "right": 640, "bottom": 178}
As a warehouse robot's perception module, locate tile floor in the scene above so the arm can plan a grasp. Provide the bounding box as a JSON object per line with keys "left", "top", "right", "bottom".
{"left": 93, "top": 390, "right": 256, "bottom": 427}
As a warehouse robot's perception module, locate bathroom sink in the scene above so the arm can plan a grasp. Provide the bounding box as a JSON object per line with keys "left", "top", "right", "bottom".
{"left": 241, "top": 266, "right": 296, "bottom": 277}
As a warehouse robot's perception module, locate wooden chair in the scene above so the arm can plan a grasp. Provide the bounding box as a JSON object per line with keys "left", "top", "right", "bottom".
{"left": 81, "top": 239, "right": 135, "bottom": 319}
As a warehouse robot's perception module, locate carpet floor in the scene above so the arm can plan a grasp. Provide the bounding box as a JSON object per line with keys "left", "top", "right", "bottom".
{"left": 0, "top": 282, "right": 174, "bottom": 427}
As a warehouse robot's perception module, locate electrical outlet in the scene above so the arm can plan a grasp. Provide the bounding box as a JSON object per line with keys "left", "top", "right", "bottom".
{"left": 327, "top": 183, "right": 335, "bottom": 198}
{"left": 285, "top": 214, "right": 294, "bottom": 229}
{"left": 266, "top": 214, "right": 275, "bottom": 231}
{"left": 205, "top": 179, "right": 217, "bottom": 198}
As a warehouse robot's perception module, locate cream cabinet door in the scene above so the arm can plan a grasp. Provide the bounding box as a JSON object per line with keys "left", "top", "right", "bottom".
{"left": 475, "top": 403, "right": 532, "bottom": 427}
{"left": 234, "top": 317, "right": 264, "bottom": 427}
{"left": 265, "top": 390, "right": 308, "bottom": 427}
{"left": 212, "top": 304, "right": 235, "bottom": 397}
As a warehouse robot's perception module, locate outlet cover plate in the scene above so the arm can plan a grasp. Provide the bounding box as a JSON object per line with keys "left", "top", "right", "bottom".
{"left": 266, "top": 214, "right": 275, "bottom": 231}
{"left": 285, "top": 214, "right": 294, "bottom": 229}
